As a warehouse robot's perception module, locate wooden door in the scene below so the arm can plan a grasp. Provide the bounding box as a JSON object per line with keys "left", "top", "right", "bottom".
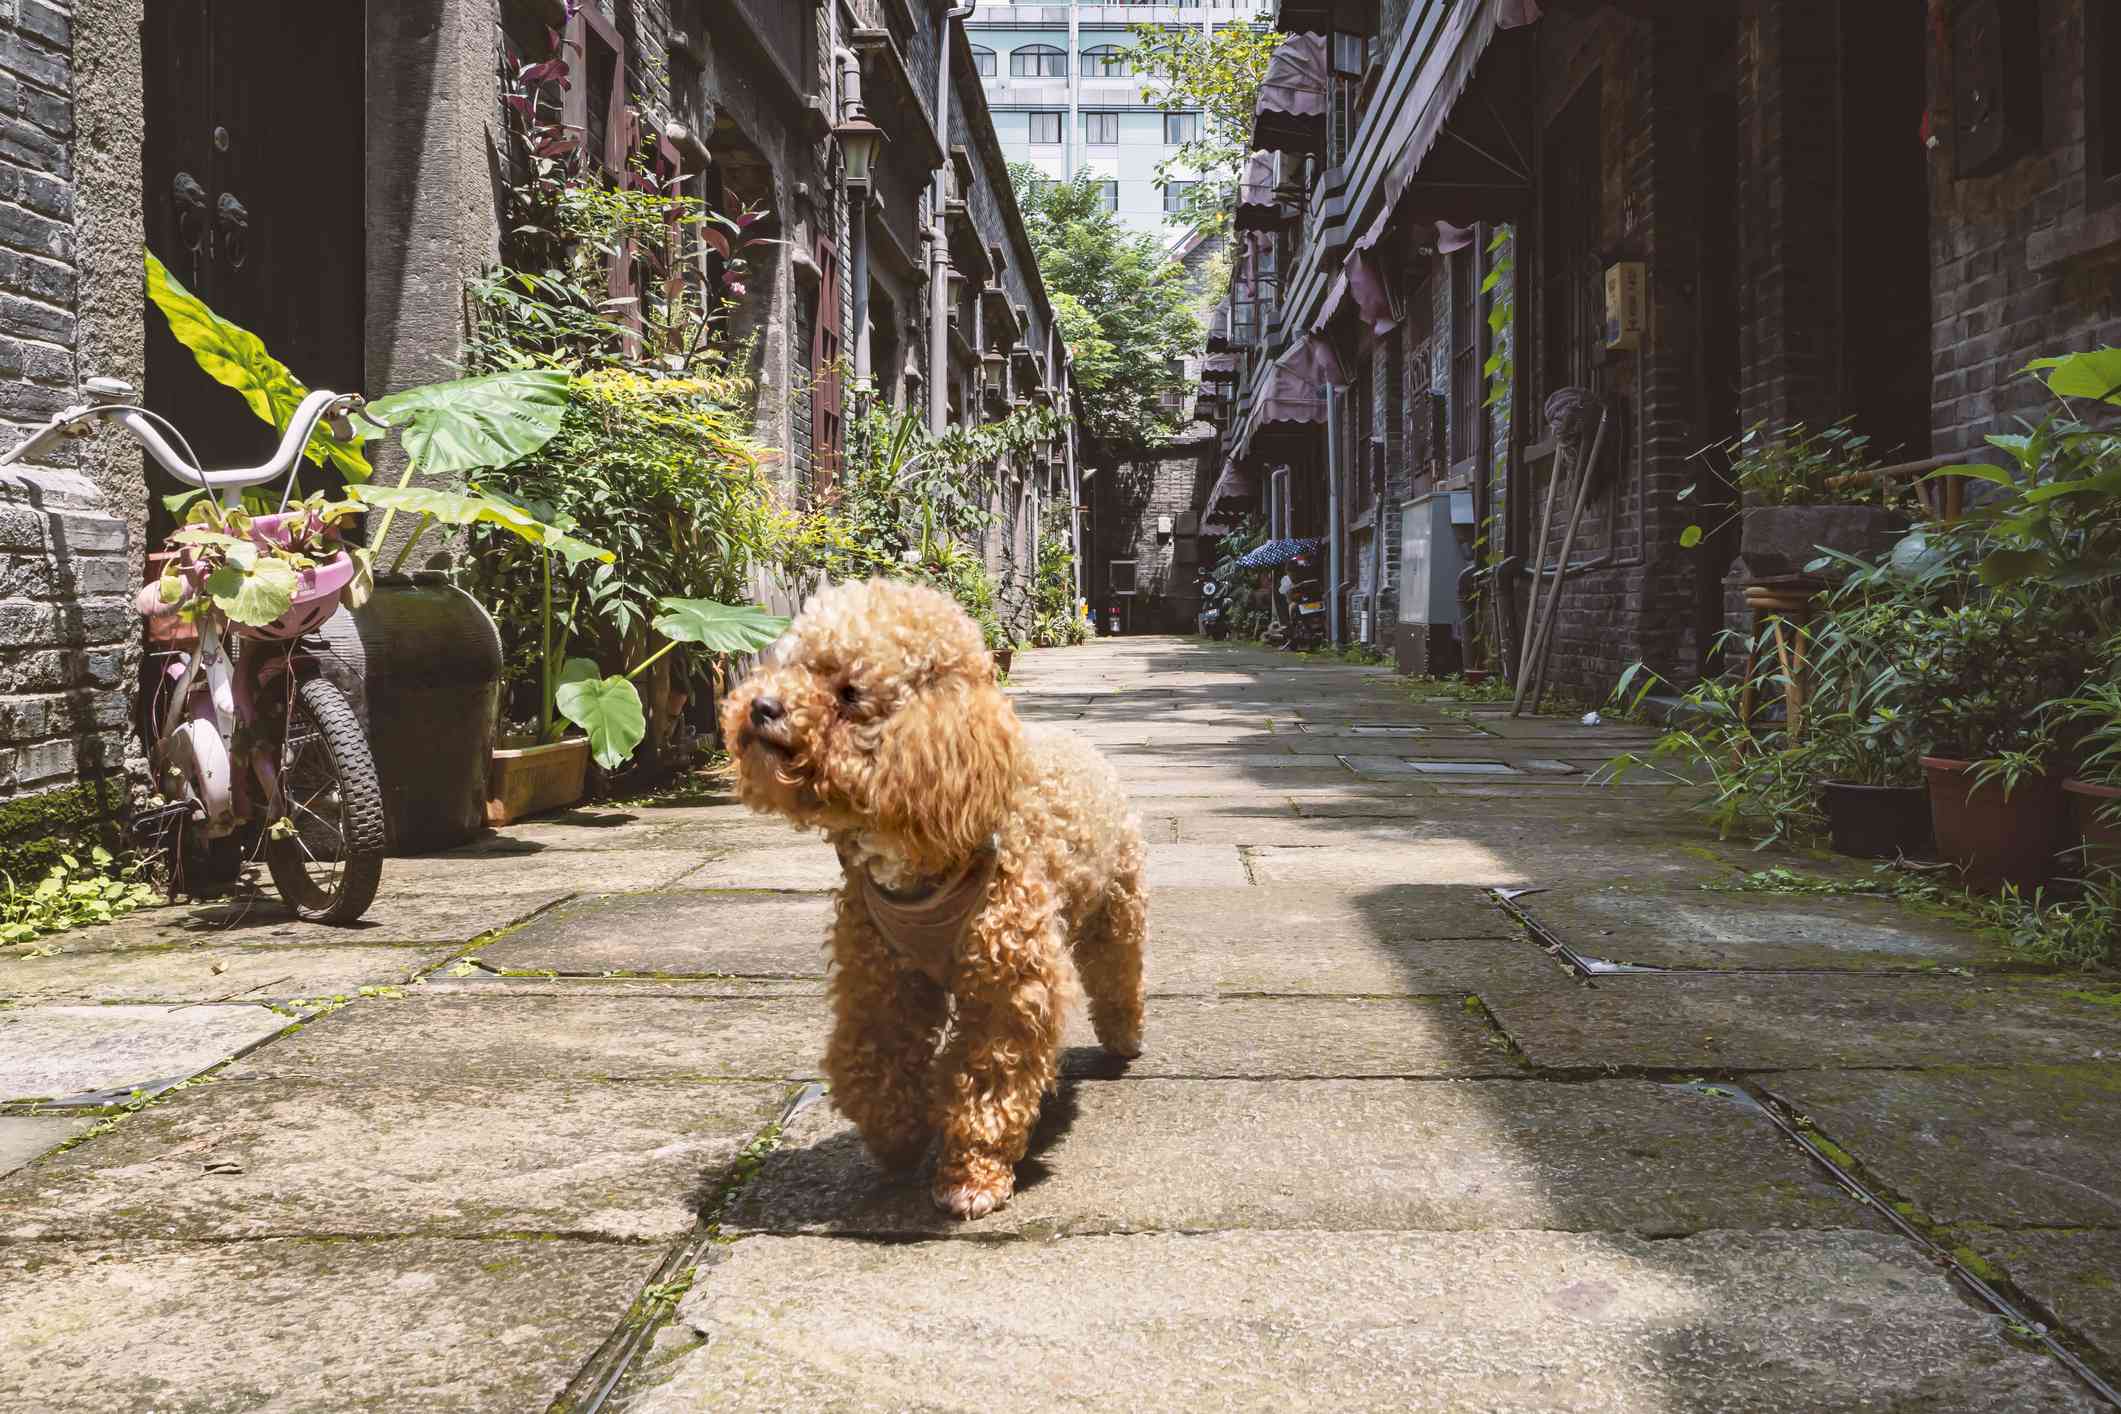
{"left": 143, "top": 1, "right": 367, "bottom": 512}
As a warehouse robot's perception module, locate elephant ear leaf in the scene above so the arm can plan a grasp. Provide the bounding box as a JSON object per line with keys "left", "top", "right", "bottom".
{"left": 364, "top": 370, "right": 571, "bottom": 477}
{"left": 145, "top": 251, "right": 372, "bottom": 483}
{"left": 204, "top": 556, "right": 298, "bottom": 628}
{"left": 652, "top": 598, "right": 790, "bottom": 655}
{"left": 555, "top": 663, "right": 646, "bottom": 770}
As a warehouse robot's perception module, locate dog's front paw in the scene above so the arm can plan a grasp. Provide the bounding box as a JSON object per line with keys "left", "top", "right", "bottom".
{"left": 933, "top": 1156, "right": 1015, "bottom": 1220}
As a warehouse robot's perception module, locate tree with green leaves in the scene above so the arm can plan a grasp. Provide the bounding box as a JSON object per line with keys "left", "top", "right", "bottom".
{"left": 1128, "top": 21, "right": 1284, "bottom": 235}
{"left": 1014, "top": 167, "right": 1203, "bottom": 447}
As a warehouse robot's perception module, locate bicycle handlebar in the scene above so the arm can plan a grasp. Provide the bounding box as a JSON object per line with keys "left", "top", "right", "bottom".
{"left": 0, "top": 382, "right": 362, "bottom": 497}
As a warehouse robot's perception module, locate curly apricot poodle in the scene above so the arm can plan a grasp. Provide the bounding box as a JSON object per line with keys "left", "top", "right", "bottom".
{"left": 721, "top": 578, "right": 1146, "bottom": 1219}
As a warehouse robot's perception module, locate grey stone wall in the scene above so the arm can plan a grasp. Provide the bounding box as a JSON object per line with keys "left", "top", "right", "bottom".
{"left": 0, "top": 0, "right": 140, "bottom": 844}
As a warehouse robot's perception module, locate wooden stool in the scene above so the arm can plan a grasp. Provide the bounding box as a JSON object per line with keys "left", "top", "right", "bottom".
{"left": 1737, "top": 576, "right": 1826, "bottom": 738}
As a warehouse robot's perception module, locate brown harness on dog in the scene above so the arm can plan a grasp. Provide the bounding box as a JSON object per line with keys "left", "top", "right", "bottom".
{"left": 836, "top": 840, "right": 1000, "bottom": 984}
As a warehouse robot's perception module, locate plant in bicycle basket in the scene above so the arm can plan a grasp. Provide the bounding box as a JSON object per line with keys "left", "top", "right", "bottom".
{"left": 153, "top": 494, "right": 373, "bottom": 629}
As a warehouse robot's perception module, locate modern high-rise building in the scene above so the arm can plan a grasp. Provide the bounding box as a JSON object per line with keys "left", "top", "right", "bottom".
{"left": 969, "top": 2, "right": 1271, "bottom": 245}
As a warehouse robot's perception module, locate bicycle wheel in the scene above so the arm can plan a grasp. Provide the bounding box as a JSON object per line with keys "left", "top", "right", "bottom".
{"left": 265, "top": 676, "right": 384, "bottom": 924}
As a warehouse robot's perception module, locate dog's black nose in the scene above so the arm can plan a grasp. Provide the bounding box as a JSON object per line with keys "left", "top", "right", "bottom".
{"left": 750, "top": 696, "right": 785, "bottom": 728}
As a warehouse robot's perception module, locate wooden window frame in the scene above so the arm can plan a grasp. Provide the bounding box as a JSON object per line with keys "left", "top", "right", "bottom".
{"left": 811, "top": 235, "right": 843, "bottom": 492}
{"left": 1448, "top": 243, "right": 1478, "bottom": 471}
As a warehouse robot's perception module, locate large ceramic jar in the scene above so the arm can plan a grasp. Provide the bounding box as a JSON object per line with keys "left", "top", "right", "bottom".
{"left": 314, "top": 572, "right": 502, "bottom": 854}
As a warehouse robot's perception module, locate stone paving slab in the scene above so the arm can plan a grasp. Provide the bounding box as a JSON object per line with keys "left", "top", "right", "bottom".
{"left": 1484, "top": 977, "right": 2121, "bottom": 1072}
{"left": 1142, "top": 843, "right": 1249, "bottom": 888}
{"left": 681, "top": 841, "right": 841, "bottom": 890}
{"left": 729, "top": 1078, "right": 1867, "bottom": 1238}
{"left": 1152, "top": 881, "right": 1513, "bottom": 941}
{"left": 1068, "top": 996, "right": 1520, "bottom": 1079}
{"left": 1, "top": 1004, "right": 292, "bottom": 1104}
{"left": 0, "top": 1116, "right": 87, "bottom": 1177}
{"left": 228, "top": 994, "right": 830, "bottom": 1085}
{"left": 1519, "top": 878, "right": 2012, "bottom": 971}
{"left": 0, "top": 1237, "right": 660, "bottom": 1412}
{"left": 1969, "top": 1227, "right": 2121, "bottom": 1370}
{"left": 1767, "top": 1065, "right": 2121, "bottom": 1227}
{"left": 1123, "top": 769, "right": 1359, "bottom": 798}
{"left": 482, "top": 890, "right": 834, "bottom": 977}
{"left": 1246, "top": 840, "right": 1536, "bottom": 888}
{"left": 1, "top": 942, "right": 459, "bottom": 1004}
{"left": 1150, "top": 931, "right": 1566, "bottom": 996}
{"left": 417, "top": 970, "right": 827, "bottom": 999}
{"left": 59, "top": 883, "right": 575, "bottom": 951}
{"left": 628, "top": 1229, "right": 2100, "bottom": 1413}
{"left": 1, "top": 1075, "right": 788, "bottom": 1242}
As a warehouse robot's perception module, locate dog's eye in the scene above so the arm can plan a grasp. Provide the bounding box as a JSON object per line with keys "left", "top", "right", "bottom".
{"left": 837, "top": 682, "right": 861, "bottom": 708}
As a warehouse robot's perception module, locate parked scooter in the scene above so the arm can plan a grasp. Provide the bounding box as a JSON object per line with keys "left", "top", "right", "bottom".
{"left": 1196, "top": 573, "right": 1230, "bottom": 640}
{"left": 1281, "top": 556, "right": 1327, "bottom": 651}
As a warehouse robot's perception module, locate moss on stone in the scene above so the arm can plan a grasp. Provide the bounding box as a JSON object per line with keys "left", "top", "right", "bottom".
{"left": 1951, "top": 1245, "right": 2003, "bottom": 1282}
{"left": 0, "top": 777, "right": 129, "bottom": 884}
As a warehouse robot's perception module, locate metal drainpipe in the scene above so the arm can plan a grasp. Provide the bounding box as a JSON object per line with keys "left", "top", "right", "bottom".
{"left": 1325, "top": 382, "right": 1344, "bottom": 644}
{"left": 837, "top": 47, "right": 872, "bottom": 393}
{"left": 931, "top": 2, "right": 977, "bottom": 435}
{"left": 1066, "top": 1, "right": 1079, "bottom": 179}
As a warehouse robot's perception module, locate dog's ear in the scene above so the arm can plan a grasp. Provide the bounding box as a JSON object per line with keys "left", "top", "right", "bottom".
{"left": 870, "top": 671, "right": 1020, "bottom": 866}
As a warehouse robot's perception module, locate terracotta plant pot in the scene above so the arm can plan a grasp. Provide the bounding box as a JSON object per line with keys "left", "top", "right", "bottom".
{"left": 1463, "top": 669, "right": 1491, "bottom": 686}
{"left": 2062, "top": 778, "right": 2121, "bottom": 877}
{"left": 1820, "top": 781, "right": 1934, "bottom": 860}
{"left": 1920, "top": 756, "right": 2067, "bottom": 894}
{"left": 487, "top": 736, "right": 591, "bottom": 827}
{"left": 993, "top": 648, "right": 1015, "bottom": 677}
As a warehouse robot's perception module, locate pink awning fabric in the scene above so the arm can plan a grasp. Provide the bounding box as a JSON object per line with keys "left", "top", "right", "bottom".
{"left": 1202, "top": 461, "right": 1256, "bottom": 522}
{"left": 1258, "top": 34, "right": 1327, "bottom": 116}
{"left": 1235, "top": 151, "right": 1282, "bottom": 229}
{"left": 1278, "top": 333, "right": 1349, "bottom": 397}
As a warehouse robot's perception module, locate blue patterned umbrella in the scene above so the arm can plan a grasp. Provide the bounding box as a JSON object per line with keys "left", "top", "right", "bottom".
{"left": 1232, "top": 537, "right": 1323, "bottom": 570}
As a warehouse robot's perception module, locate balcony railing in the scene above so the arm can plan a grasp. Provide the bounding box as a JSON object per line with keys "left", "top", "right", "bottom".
{"left": 971, "top": 4, "right": 1268, "bottom": 24}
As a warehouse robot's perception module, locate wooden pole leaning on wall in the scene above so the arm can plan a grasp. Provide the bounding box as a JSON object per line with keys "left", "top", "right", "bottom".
{"left": 1511, "top": 388, "right": 1594, "bottom": 716}
{"left": 1522, "top": 406, "right": 1612, "bottom": 717}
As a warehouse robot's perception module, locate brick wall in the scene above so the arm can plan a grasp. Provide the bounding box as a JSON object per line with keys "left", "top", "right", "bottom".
{"left": 0, "top": 0, "right": 136, "bottom": 864}
{"left": 1089, "top": 432, "right": 1217, "bottom": 634}
{"left": 1930, "top": 0, "right": 2121, "bottom": 456}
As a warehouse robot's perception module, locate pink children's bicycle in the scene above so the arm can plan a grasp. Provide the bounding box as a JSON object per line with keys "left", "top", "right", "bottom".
{"left": 4, "top": 377, "right": 383, "bottom": 923}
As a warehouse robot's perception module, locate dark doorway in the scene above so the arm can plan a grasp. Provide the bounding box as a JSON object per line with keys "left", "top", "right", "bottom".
{"left": 142, "top": 2, "right": 367, "bottom": 523}
{"left": 1838, "top": 0, "right": 1931, "bottom": 461}
{"left": 1695, "top": 17, "right": 1742, "bottom": 678}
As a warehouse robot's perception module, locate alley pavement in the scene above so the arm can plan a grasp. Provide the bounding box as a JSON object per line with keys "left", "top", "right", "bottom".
{"left": 4, "top": 636, "right": 2120, "bottom": 1411}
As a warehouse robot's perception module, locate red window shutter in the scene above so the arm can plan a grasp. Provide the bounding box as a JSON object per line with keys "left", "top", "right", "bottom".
{"left": 811, "top": 236, "right": 843, "bottom": 490}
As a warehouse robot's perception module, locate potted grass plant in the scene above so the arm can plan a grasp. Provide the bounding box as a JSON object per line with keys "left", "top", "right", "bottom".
{"left": 1894, "top": 595, "right": 2083, "bottom": 893}
{"left": 1800, "top": 597, "right": 1931, "bottom": 858}
{"left": 1680, "top": 419, "right": 1908, "bottom": 577}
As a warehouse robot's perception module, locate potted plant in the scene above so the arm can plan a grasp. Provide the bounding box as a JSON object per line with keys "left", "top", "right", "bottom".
{"left": 1680, "top": 419, "right": 1907, "bottom": 579}
{"left": 1894, "top": 594, "right": 2085, "bottom": 892}
{"left": 351, "top": 482, "right": 617, "bottom": 823}
{"left": 2054, "top": 669, "right": 2121, "bottom": 876}
{"left": 1800, "top": 598, "right": 1931, "bottom": 858}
